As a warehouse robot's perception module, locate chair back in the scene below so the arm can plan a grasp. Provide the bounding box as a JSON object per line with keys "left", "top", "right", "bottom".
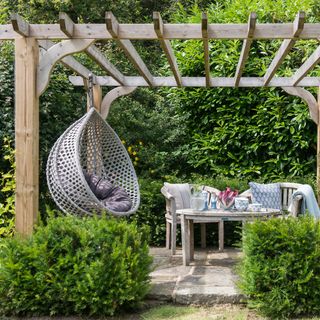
{"left": 241, "top": 182, "right": 303, "bottom": 211}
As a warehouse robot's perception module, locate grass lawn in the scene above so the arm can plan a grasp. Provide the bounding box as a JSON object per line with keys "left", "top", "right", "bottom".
{"left": 5, "top": 304, "right": 320, "bottom": 319}
{"left": 105, "top": 304, "right": 320, "bottom": 320}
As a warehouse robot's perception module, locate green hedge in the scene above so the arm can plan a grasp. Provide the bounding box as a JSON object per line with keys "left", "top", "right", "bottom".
{"left": 0, "top": 214, "right": 152, "bottom": 317}
{"left": 238, "top": 215, "right": 320, "bottom": 319}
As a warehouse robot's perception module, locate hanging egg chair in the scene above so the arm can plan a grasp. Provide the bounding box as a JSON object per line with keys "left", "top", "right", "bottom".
{"left": 46, "top": 77, "right": 140, "bottom": 216}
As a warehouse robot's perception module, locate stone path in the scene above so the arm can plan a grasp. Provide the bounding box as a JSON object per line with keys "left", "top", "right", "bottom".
{"left": 147, "top": 247, "right": 244, "bottom": 305}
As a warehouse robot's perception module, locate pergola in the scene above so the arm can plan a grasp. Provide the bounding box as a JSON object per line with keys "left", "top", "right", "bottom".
{"left": 1, "top": 11, "right": 320, "bottom": 235}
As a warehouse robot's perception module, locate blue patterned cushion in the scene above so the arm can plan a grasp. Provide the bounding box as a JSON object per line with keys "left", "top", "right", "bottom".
{"left": 249, "top": 182, "right": 281, "bottom": 210}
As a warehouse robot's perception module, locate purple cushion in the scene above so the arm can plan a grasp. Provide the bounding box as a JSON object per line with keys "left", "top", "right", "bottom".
{"left": 84, "top": 172, "right": 132, "bottom": 212}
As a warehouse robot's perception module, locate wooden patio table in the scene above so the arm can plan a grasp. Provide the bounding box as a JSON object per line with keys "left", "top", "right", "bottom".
{"left": 176, "top": 208, "right": 282, "bottom": 266}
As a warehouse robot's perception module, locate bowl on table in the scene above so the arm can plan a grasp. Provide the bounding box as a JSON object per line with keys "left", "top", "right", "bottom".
{"left": 234, "top": 197, "right": 249, "bottom": 211}
{"left": 248, "top": 203, "right": 262, "bottom": 212}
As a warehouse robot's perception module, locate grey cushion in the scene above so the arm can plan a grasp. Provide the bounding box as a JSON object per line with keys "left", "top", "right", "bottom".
{"left": 84, "top": 172, "right": 132, "bottom": 212}
{"left": 164, "top": 182, "right": 191, "bottom": 209}
{"left": 249, "top": 182, "right": 281, "bottom": 210}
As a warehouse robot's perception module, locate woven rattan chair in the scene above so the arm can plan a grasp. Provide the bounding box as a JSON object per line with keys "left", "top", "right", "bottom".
{"left": 46, "top": 107, "right": 140, "bottom": 216}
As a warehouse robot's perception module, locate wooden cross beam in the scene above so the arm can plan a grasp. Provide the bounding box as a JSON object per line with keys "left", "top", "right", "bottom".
{"left": 69, "top": 75, "right": 320, "bottom": 87}
{"left": 201, "top": 12, "right": 211, "bottom": 87}
{"left": 291, "top": 45, "right": 320, "bottom": 86}
{"left": 264, "top": 11, "right": 305, "bottom": 86}
{"left": 234, "top": 12, "right": 257, "bottom": 87}
{"left": 4, "top": 21, "right": 320, "bottom": 41}
{"left": 59, "top": 12, "right": 126, "bottom": 86}
{"left": 106, "top": 11, "right": 154, "bottom": 86}
{"left": 153, "top": 12, "right": 182, "bottom": 87}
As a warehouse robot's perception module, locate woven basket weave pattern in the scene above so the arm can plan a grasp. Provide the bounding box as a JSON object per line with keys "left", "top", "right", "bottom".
{"left": 46, "top": 108, "right": 140, "bottom": 216}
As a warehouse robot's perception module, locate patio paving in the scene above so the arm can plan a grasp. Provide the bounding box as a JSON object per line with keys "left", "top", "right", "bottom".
{"left": 147, "top": 247, "right": 245, "bottom": 305}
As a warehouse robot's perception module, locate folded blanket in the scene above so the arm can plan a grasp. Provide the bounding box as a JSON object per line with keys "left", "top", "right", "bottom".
{"left": 290, "top": 184, "right": 320, "bottom": 218}
{"left": 83, "top": 171, "right": 132, "bottom": 212}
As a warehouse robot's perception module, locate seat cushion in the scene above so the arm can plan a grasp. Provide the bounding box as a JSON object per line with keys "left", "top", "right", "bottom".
{"left": 84, "top": 171, "right": 132, "bottom": 212}
{"left": 164, "top": 183, "right": 191, "bottom": 209}
{"left": 249, "top": 182, "right": 281, "bottom": 210}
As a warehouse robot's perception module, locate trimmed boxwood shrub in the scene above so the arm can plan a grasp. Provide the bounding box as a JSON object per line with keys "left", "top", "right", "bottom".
{"left": 238, "top": 215, "right": 320, "bottom": 319}
{"left": 0, "top": 214, "right": 152, "bottom": 317}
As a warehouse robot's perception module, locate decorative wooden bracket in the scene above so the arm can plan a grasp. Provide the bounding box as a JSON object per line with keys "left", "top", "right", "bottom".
{"left": 101, "top": 86, "right": 137, "bottom": 119}
{"left": 282, "top": 86, "right": 318, "bottom": 124}
{"left": 37, "top": 39, "right": 95, "bottom": 96}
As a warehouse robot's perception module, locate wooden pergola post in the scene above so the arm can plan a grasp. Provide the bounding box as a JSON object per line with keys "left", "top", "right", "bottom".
{"left": 15, "top": 37, "right": 39, "bottom": 235}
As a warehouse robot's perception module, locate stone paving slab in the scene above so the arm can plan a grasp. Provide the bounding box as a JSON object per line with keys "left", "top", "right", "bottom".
{"left": 147, "top": 247, "right": 244, "bottom": 305}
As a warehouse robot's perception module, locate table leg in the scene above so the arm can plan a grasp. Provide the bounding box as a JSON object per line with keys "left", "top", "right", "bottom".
{"left": 200, "top": 223, "right": 206, "bottom": 249}
{"left": 218, "top": 220, "right": 224, "bottom": 252}
{"left": 181, "top": 215, "right": 190, "bottom": 266}
{"left": 190, "top": 220, "right": 194, "bottom": 261}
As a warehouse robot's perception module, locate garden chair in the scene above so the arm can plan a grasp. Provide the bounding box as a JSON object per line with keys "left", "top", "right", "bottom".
{"left": 161, "top": 183, "right": 220, "bottom": 255}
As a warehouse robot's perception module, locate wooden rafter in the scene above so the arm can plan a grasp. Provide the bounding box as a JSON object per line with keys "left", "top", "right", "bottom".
{"left": 234, "top": 12, "right": 257, "bottom": 87}
{"left": 264, "top": 11, "right": 305, "bottom": 86}
{"left": 10, "top": 13, "right": 29, "bottom": 36}
{"left": 291, "top": 45, "right": 320, "bottom": 86}
{"left": 59, "top": 12, "right": 126, "bottom": 86}
{"left": 69, "top": 75, "right": 320, "bottom": 87}
{"left": 201, "top": 12, "right": 210, "bottom": 87}
{"left": 106, "top": 11, "right": 154, "bottom": 86}
{"left": 153, "top": 11, "right": 182, "bottom": 87}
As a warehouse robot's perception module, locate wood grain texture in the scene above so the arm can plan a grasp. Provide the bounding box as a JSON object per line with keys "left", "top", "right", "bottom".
{"left": 15, "top": 37, "right": 39, "bottom": 235}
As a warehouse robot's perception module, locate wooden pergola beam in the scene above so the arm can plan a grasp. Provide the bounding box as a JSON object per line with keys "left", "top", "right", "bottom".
{"left": 234, "top": 12, "right": 257, "bottom": 87}
{"left": 10, "top": 13, "right": 29, "bottom": 36}
{"left": 5, "top": 22, "right": 320, "bottom": 41}
{"left": 153, "top": 11, "right": 182, "bottom": 87}
{"left": 201, "top": 12, "right": 210, "bottom": 87}
{"left": 264, "top": 11, "right": 305, "bottom": 86}
{"left": 106, "top": 11, "right": 154, "bottom": 86}
{"left": 59, "top": 12, "right": 126, "bottom": 86}
{"left": 69, "top": 75, "right": 320, "bottom": 87}
{"left": 291, "top": 45, "right": 320, "bottom": 86}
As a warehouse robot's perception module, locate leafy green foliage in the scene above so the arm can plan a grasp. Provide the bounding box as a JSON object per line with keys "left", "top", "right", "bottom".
{"left": 165, "top": 0, "right": 319, "bottom": 180}
{"left": 238, "top": 215, "right": 320, "bottom": 319}
{"left": 0, "top": 213, "right": 152, "bottom": 316}
{"left": 0, "top": 138, "right": 15, "bottom": 237}
{"left": 108, "top": 89, "right": 191, "bottom": 178}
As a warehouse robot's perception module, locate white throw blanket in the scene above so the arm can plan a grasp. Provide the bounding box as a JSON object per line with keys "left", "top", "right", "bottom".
{"left": 290, "top": 184, "right": 320, "bottom": 218}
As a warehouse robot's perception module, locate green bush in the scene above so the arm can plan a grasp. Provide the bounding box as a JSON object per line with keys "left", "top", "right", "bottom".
{"left": 238, "top": 215, "right": 320, "bottom": 319}
{"left": 0, "top": 214, "right": 153, "bottom": 317}
{"left": 0, "top": 138, "right": 15, "bottom": 237}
